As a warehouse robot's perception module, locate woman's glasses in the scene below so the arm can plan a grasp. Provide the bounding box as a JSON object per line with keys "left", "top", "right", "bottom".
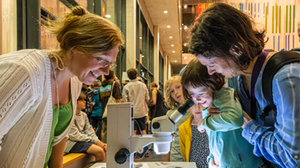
{"left": 95, "top": 57, "right": 117, "bottom": 69}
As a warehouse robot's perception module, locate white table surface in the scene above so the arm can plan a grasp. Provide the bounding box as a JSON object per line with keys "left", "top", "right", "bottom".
{"left": 90, "top": 162, "right": 197, "bottom": 168}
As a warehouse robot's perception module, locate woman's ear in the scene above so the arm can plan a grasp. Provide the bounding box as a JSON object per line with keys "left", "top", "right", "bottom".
{"left": 229, "top": 44, "right": 242, "bottom": 57}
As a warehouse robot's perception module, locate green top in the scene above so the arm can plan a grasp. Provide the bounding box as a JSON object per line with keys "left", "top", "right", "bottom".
{"left": 44, "top": 99, "right": 73, "bottom": 168}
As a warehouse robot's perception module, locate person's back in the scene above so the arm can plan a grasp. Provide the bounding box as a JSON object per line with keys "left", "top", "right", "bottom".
{"left": 155, "top": 89, "right": 168, "bottom": 117}
{"left": 122, "top": 68, "right": 150, "bottom": 135}
{"left": 123, "top": 80, "right": 149, "bottom": 118}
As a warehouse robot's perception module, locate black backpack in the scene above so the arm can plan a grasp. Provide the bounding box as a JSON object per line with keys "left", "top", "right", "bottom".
{"left": 260, "top": 49, "right": 300, "bottom": 121}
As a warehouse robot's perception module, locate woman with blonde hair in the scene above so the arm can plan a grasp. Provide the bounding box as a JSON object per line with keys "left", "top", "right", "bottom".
{"left": 163, "top": 76, "right": 192, "bottom": 161}
{"left": 0, "top": 6, "right": 123, "bottom": 168}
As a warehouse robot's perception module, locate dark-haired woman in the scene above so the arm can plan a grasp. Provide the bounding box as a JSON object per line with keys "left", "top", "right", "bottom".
{"left": 0, "top": 6, "right": 123, "bottom": 168}
{"left": 189, "top": 3, "right": 299, "bottom": 168}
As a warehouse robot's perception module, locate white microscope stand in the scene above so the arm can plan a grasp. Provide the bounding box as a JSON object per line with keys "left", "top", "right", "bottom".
{"left": 106, "top": 103, "right": 175, "bottom": 168}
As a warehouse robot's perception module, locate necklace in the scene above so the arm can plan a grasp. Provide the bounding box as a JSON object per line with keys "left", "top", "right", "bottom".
{"left": 50, "top": 57, "right": 60, "bottom": 110}
{"left": 48, "top": 52, "right": 65, "bottom": 70}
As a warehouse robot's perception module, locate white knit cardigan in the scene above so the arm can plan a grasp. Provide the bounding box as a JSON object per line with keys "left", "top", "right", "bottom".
{"left": 0, "top": 49, "right": 82, "bottom": 168}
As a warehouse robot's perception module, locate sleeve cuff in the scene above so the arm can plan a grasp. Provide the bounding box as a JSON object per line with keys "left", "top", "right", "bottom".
{"left": 242, "top": 119, "right": 259, "bottom": 144}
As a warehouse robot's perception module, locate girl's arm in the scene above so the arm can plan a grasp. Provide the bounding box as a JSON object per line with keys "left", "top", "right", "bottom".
{"left": 202, "top": 87, "right": 243, "bottom": 132}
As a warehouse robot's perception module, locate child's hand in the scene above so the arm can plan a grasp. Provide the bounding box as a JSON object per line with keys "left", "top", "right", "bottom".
{"left": 209, "top": 159, "right": 219, "bottom": 168}
{"left": 207, "top": 103, "right": 221, "bottom": 116}
{"left": 197, "top": 119, "right": 205, "bottom": 133}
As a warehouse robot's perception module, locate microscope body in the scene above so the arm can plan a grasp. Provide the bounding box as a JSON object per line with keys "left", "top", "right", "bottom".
{"left": 106, "top": 103, "right": 175, "bottom": 168}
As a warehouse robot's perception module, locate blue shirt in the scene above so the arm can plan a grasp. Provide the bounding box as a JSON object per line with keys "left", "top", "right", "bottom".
{"left": 91, "top": 88, "right": 102, "bottom": 117}
{"left": 228, "top": 62, "right": 300, "bottom": 168}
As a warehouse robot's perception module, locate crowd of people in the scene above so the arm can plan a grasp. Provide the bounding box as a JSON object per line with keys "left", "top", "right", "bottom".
{"left": 0, "top": 3, "right": 299, "bottom": 168}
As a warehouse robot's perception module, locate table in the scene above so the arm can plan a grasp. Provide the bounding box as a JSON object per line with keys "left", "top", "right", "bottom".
{"left": 90, "top": 162, "right": 197, "bottom": 168}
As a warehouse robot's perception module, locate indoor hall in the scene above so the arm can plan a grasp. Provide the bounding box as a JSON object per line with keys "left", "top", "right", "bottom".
{"left": 0, "top": 0, "right": 299, "bottom": 168}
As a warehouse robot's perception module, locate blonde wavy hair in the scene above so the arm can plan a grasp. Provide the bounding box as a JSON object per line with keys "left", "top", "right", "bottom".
{"left": 164, "top": 76, "right": 182, "bottom": 108}
{"left": 43, "top": 6, "right": 124, "bottom": 63}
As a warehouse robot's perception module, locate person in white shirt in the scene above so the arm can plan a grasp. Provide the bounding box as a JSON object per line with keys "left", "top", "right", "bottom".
{"left": 122, "top": 68, "right": 150, "bottom": 135}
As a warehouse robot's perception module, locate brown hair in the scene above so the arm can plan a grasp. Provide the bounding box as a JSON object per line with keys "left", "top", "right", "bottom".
{"left": 150, "top": 82, "right": 158, "bottom": 88}
{"left": 181, "top": 58, "right": 225, "bottom": 99}
{"left": 43, "top": 6, "right": 124, "bottom": 62}
{"left": 78, "top": 92, "right": 87, "bottom": 101}
{"left": 164, "top": 76, "right": 182, "bottom": 108}
{"left": 127, "top": 68, "right": 138, "bottom": 80}
{"left": 189, "top": 3, "right": 267, "bottom": 72}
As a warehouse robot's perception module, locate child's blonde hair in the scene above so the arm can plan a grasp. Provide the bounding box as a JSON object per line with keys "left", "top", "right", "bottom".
{"left": 164, "top": 76, "right": 182, "bottom": 108}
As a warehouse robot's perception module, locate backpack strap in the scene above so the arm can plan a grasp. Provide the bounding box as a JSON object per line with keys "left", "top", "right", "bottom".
{"left": 260, "top": 51, "right": 300, "bottom": 121}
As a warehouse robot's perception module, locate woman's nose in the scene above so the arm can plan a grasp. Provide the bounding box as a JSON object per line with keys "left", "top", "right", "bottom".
{"left": 207, "top": 67, "right": 216, "bottom": 75}
{"left": 101, "top": 66, "right": 110, "bottom": 76}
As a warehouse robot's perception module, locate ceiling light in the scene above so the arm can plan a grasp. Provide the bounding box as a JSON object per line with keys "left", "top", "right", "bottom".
{"left": 171, "top": 44, "right": 174, "bottom": 47}
{"left": 169, "top": 36, "right": 172, "bottom": 39}
{"left": 184, "top": 57, "right": 187, "bottom": 59}
{"left": 140, "top": 37, "right": 142, "bottom": 39}
{"left": 175, "top": 60, "right": 177, "bottom": 62}
{"left": 173, "top": 51, "right": 175, "bottom": 53}
{"left": 164, "top": 11, "right": 168, "bottom": 13}
{"left": 179, "top": 5, "right": 181, "bottom": 8}
{"left": 182, "top": 23, "right": 184, "bottom": 26}
{"left": 105, "top": 15, "right": 111, "bottom": 18}
{"left": 184, "top": 43, "right": 187, "bottom": 46}
{"left": 142, "top": 55, "right": 144, "bottom": 57}
{"left": 180, "top": 27, "right": 182, "bottom": 30}
{"left": 184, "top": 25, "right": 188, "bottom": 30}
{"left": 167, "top": 25, "right": 171, "bottom": 28}
{"left": 184, "top": 5, "right": 187, "bottom": 8}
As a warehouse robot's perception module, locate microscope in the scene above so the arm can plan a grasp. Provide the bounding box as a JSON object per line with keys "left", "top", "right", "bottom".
{"left": 106, "top": 99, "right": 194, "bottom": 168}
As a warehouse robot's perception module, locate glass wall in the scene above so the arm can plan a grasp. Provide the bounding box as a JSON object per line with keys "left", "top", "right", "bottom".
{"left": 159, "top": 52, "right": 164, "bottom": 93}
{"left": 136, "top": 2, "right": 155, "bottom": 88}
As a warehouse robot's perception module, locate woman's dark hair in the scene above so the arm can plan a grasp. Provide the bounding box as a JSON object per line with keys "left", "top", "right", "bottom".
{"left": 127, "top": 68, "right": 138, "bottom": 80}
{"left": 189, "top": 3, "right": 267, "bottom": 72}
{"left": 181, "top": 58, "right": 225, "bottom": 99}
{"left": 104, "top": 70, "right": 115, "bottom": 80}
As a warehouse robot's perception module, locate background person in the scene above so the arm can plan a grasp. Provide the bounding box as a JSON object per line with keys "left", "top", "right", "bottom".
{"left": 149, "top": 82, "right": 168, "bottom": 120}
{"left": 100, "top": 70, "right": 122, "bottom": 143}
{"left": 189, "top": 3, "right": 299, "bottom": 167}
{"left": 0, "top": 6, "right": 123, "bottom": 168}
{"left": 65, "top": 92, "right": 106, "bottom": 161}
{"left": 163, "top": 76, "right": 192, "bottom": 162}
{"left": 90, "top": 79, "right": 103, "bottom": 140}
{"left": 122, "top": 68, "right": 150, "bottom": 135}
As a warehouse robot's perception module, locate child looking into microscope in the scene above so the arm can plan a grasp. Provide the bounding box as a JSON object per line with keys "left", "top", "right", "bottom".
{"left": 181, "top": 59, "right": 265, "bottom": 168}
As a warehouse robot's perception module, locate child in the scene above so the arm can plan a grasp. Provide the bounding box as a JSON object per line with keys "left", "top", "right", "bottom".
{"left": 181, "top": 59, "right": 265, "bottom": 168}
{"left": 179, "top": 102, "right": 210, "bottom": 168}
{"left": 64, "top": 92, "right": 107, "bottom": 161}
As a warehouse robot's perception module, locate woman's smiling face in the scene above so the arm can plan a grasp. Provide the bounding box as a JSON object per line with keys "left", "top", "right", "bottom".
{"left": 69, "top": 46, "right": 119, "bottom": 85}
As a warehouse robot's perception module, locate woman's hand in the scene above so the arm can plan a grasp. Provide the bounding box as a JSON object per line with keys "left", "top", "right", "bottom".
{"left": 197, "top": 118, "right": 205, "bottom": 133}
{"left": 242, "top": 111, "right": 252, "bottom": 129}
